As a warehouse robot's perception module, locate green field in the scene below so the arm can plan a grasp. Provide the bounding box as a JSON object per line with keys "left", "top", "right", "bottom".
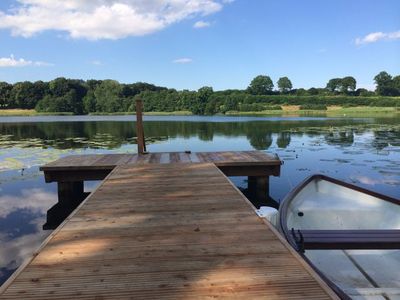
{"left": 0, "top": 109, "right": 75, "bottom": 116}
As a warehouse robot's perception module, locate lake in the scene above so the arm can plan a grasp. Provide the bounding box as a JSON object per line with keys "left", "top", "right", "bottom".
{"left": 0, "top": 114, "right": 399, "bottom": 286}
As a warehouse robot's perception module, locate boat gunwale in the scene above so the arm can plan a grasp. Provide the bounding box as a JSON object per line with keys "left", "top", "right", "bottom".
{"left": 278, "top": 173, "right": 400, "bottom": 300}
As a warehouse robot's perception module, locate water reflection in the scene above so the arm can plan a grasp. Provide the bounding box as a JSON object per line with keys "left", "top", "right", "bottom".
{"left": 0, "top": 115, "right": 399, "bottom": 286}
{"left": 0, "top": 175, "right": 56, "bottom": 285}
{"left": 0, "top": 118, "right": 399, "bottom": 153}
{"left": 277, "top": 132, "right": 291, "bottom": 149}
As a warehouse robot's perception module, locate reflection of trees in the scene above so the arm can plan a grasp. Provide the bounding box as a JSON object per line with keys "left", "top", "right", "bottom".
{"left": 197, "top": 123, "right": 214, "bottom": 141}
{"left": 0, "top": 118, "right": 397, "bottom": 151}
{"left": 277, "top": 132, "right": 291, "bottom": 148}
{"left": 248, "top": 133, "right": 272, "bottom": 150}
{"left": 372, "top": 129, "right": 400, "bottom": 150}
{"left": 324, "top": 131, "right": 354, "bottom": 146}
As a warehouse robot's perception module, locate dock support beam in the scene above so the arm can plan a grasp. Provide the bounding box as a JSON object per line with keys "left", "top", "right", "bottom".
{"left": 58, "top": 181, "right": 85, "bottom": 207}
{"left": 43, "top": 181, "right": 87, "bottom": 230}
{"left": 248, "top": 176, "right": 271, "bottom": 208}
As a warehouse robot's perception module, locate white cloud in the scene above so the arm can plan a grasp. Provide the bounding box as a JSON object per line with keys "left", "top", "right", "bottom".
{"left": 0, "top": 54, "right": 52, "bottom": 67}
{"left": 0, "top": 220, "right": 49, "bottom": 271}
{"left": 0, "top": 0, "right": 228, "bottom": 40}
{"left": 0, "top": 188, "right": 56, "bottom": 218}
{"left": 194, "top": 20, "right": 210, "bottom": 28}
{"left": 355, "top": 30, "right": 400, "bottom": 45}
{"left": 173, "top": 57, "right": 193, "bottom": 64}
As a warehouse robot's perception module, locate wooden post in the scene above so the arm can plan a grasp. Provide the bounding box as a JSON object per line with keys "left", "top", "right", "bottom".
{"left": 135, "top": 98, "right": 146, "bottom": 154}
{"left": 43, "top": 181, "right": 86, "bottom": 230}
{"left": 248, "top": 176, "right": 270, "bottom": 207}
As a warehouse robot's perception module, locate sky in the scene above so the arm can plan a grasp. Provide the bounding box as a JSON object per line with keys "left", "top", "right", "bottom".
{"left": 0, "top": 0, "right": 399, "bottom": 91}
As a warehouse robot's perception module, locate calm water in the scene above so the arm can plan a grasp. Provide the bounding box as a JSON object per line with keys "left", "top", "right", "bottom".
{"left": 0, "top": 114, "right": 399, "bottom": 286}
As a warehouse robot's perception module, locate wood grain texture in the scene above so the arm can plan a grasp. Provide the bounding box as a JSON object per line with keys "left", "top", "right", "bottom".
{"left": 1, "top": 163, "right": 335, "bottom": 299}
{"left": 40, "top": 151, "right": 281, "bottom": 171}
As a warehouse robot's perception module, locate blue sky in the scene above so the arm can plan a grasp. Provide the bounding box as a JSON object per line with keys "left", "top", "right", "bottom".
{"left": 0, "top": 0, "right": 399, "bottom": 91}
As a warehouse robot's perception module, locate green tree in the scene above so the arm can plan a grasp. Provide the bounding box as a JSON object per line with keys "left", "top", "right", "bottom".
{"left": 36, "top": 90, "right": 79, "bottom": 112}
{"left": 204, "top": 98, "right": 218, "bottom": 115}
{"left": 374, "top": 71, "right": 393, "bottom": 96}
{"left": 190, "top": 86, "right": 213, "bottom": 115}
{"left": 83, "top": 90, "right": 97, "bottom": 113}
{"left": 49, "top": 77, "right": 70, "bottom": 97}
{"left": 277, "top": 77, "right": 292, "bottom": 93}
{"left": 340, "top": 76, "right": 356, "bottom": 93}
{"left": 94, "top": 80, "right": 123, "bottom": 112}
{"left": 247, "top": 75, "right": 274, "bottom": 95}
{"left": 392, "top": 75, "right": 400, "bottom": 95}
{"left": 308, "top": 87, "right": 319, "bottom": 95}
{"left": 10, "top": 81, "right": 42, "bottom": 109}
{"left": 47, "top": 78, "right": 86, "bottom": 113}
{"left": 326, "top": 78, "right": 342, "bottom": 93}
{"left": 224, "top": 97, "right": 239, "bottom": 112}
{"left": 295, "top": 88, "right": 307, "bottom": 96}
{"left": 0, "top": 82, "right": 13, "bottom": 108}
{"left": 85, "top": 80, "right": 103, "bottom": 91}
{"left": 355, "top": 88, "right": 375, "bottom": 97}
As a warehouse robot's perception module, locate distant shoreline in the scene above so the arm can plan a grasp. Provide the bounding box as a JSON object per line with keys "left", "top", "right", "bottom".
{"left": 0, "top": 107, "right": 398, "bottom": 117}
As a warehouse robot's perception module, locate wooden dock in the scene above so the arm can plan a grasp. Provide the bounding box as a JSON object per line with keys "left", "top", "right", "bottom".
{"left": 40, "top": 151, "right": 281, "bottom": 180}
{"left": 0, "top": 162, "right": 337, "bottom": 299}
{"left": 40, "top": 151, "right": 281, "bottom": 229}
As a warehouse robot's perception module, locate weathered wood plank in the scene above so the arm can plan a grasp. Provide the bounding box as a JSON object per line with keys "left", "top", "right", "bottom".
{"left": 159, "top": 153, "right": 170, "bottom": 164}
{"left": 149, "top": 152, "right": 162, "bottom": 164}
{"left": 40, "top": 151, "right": 281, "bottom": 177}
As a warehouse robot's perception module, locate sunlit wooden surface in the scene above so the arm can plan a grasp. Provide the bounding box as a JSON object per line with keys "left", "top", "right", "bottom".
{"left": 41, "top": 151, "right": 281, "bottom": 170}
{"left": 1, "top": 163, "right": 336, "bottom": 299}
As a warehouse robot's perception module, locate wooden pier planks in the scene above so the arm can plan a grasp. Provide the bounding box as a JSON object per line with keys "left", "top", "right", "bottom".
{"left": 1, "top": 163, "right": 336, "bottom": 299}
{"left": 40, "top": 151, "right": 280, "bottom": 171}
{"left": 40, "top": 151, "right": 281, "bottom": 183}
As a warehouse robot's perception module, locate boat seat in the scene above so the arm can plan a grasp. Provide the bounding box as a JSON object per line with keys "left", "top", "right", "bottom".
{"left": 292, "top": 229, "right": 400, "bottom": 250}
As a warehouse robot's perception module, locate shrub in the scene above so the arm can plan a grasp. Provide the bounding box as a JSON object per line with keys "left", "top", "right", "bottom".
{"left": 299, "top": 104, "right": 327, "bottom": 110}
{"left": 264, "top": 105, "right": 282, "bottom": 110}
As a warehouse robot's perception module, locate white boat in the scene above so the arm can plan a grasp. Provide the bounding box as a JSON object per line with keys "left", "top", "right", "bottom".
{"left": 277, "top": 174, "right": 400, "bottom": 300}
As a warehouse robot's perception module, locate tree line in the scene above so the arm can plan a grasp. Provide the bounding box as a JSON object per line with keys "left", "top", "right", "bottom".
{"left": 0, "top": 71, "right": 399, "bottom": 115}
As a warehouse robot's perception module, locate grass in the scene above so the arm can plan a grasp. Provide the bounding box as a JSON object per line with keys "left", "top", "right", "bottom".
{"left": 144, "top": 111, "right": 192, "bottom": 116}
{"left": 0, "top": 109, "right": 38, "bottom": 116}
{"left": 225, "top": 106, "right": 399, "bottom": 116}
{"left": 327, "top": 106, "right": 398, "bottom": 113}
{"left": 0, "top": 109, "right": 75, "bottom": 116}
{"left": 225, "top": 110, "right": 285, "bottom": 116}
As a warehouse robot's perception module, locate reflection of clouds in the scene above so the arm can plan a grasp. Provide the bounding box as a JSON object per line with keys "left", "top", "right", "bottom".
{"left": 0, "top": 217, "right": 49, "bottom": 271}
{"left": 352, "top": 176, "right": 400, "bottom": 186}
{"left": 0, "top": 189, "right": 55, "bottom": 274}
{"left": 0, "top": 188, "right": 56, "bottom": 218}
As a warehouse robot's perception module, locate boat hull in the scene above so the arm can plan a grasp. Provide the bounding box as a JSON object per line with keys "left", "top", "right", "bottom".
{"left": 278, "top": 174, "right": 400, "bottom": 300}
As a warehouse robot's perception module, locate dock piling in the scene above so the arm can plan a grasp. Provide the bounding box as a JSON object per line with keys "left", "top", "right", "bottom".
{"left": 135, "top": 98, "right": 146, "bottom": 154}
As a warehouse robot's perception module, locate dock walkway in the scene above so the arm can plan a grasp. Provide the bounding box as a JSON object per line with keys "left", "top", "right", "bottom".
{"left": 40, "top": 151, "right": 281, "bottom": 181}
{"left": 40, "top": 151, "right": 282, "bottom": 229}
{"left": 1, "top": 163, "right": 337, "bottom": 299}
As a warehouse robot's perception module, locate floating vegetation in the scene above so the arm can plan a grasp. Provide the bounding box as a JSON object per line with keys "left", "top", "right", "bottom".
{"left": 0, "top": 133, "right": 168, "bottom": 151}
{"left": 2, "top": 158, "right": 24, "bottom": 170}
